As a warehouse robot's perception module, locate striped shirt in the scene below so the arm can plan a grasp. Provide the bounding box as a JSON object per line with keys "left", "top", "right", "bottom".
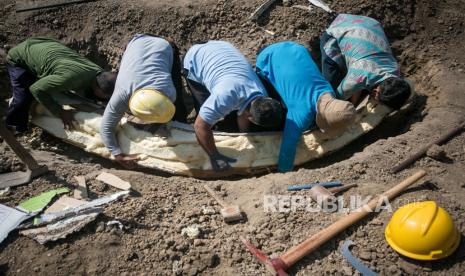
{"left": 323, "top": 14, "right": 400, "bottom": 100}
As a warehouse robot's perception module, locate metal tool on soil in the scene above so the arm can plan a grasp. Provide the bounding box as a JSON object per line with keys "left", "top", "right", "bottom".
{"left": 328, "top": 184, "right": 357, "bottom": 194}
{"left": 203, "top": 185, "right": 244, "bottom": 223}
{"left": 391, "top": 122, "right": 464, "bottom": 173}
{"left": 0, "top": 121, "right": 48, "bottom": 188}
{"left": 16, "top": 0, "right": 98, "bottom": 13}
{"left": 341, "top": 240, "right": 378, "bottom": 276}
{"left": 308, "top": 185, "right": 338, "bottom": 211}
{"left": 287, "top": 181, "right": 342, "bottom": 191}
{"left": 242, "top": 170, "right": 427, "bottom": 275}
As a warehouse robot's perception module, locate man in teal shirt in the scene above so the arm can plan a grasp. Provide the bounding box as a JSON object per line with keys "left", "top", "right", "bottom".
{"left": 5, "top": 37, "right": 116, "bottom": 132}
{"left": 256, "top": 41, "right": 356, "bottom": 172}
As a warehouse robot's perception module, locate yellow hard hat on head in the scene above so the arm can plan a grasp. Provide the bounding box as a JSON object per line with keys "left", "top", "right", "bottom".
{"left": 129, "top": 88, "right": 175, "bottom": 123}
{"left": 385, "top": 201, "right": 460, "bottom": 261}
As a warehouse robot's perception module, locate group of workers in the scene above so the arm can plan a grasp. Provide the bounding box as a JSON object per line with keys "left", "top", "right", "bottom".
{"left": 3, "top": 14, "right": 411, "bottom": 173}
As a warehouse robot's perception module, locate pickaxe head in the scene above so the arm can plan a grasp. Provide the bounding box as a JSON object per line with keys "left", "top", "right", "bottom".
{"left": 241, "top": 237, "right": 289, "bottom": 276}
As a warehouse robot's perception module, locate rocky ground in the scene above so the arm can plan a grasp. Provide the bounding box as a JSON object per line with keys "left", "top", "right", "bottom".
{"left": 1, "top": 0, "right": 465, "bottom": 275}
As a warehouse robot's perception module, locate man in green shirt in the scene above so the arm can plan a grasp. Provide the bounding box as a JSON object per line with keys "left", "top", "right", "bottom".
{"left": 4, "top": 37, "right": 116, "bottom": 132}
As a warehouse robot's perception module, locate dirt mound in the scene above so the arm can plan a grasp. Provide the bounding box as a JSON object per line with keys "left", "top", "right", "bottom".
{"left": 1, "top": 0, "right": 465, "bottom": 275}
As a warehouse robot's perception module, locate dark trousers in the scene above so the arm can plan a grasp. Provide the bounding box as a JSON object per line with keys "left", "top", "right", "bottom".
{"left": 185, "top": 78, "right": 239, "bottom": 132}
{"left": 5, "top": 63, "right": 37, "bottom": 132}
{"left": 320, "top": 32, "right": 346, "bottom": 91}
{"left": 169, "top": 41, "right": 188, "bottom": 123}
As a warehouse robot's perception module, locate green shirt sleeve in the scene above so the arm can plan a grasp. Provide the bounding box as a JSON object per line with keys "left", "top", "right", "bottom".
{"left": 29, "top": 75, "right": 69, "bottom": 117}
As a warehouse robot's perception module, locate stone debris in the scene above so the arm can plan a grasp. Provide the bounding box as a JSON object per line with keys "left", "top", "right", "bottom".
{"left": 44, "top": 195, "right": 87, "bottom": 213}
{"left": 292, "top": 5, "right": 313, "bottom": 12}
{"left": 307, "top": 0, "right": 332, "bottom": 13}
{"left": 202, "top": 206, "right": 216, "bottom": 215}
{"left": 20, "top": 211, "right": 100, "bottom": 244}
{"left": 0, "top": 187, "right": 10, "bottom": 196}
{"left": 74, "top": 175, "right": 89, "bottom": 200}
{"left": 426, "top": 144, "right": 447, "bottom": 160}
{"left": 96, "top": 172, "right": 131, "bottom": 190}
{"left": 107, "top": 220, "right": 124, "bottom": 230}
{"left": 34, "top": 190, "right": 129, "bottom": 226}
{"left": 181, "top": 225, "right": 201, "bottom": 239}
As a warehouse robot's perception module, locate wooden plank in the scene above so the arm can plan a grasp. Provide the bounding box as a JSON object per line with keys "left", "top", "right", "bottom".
{"left": 96, "top": 172, "right": 131, "bottom": 190}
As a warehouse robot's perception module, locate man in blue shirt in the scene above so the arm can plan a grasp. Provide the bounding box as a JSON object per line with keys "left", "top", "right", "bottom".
{"left": 183, "top": 41, "right": 282, "bottom": 172}
{"left": 256, "top": 41, "right": 356, "bottom": 172}
{"left": 321, "top": 14, "right": 411, "bottom": 109}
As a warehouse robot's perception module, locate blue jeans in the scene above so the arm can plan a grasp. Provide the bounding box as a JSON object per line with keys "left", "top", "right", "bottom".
{"left": 5, "top": 63, "right": 37, "bottom": 132}
{"left": 320, "top": 32, "right": 346, "bottom": 91}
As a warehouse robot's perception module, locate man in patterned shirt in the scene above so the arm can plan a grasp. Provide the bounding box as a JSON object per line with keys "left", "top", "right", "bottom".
{"left": 320, "top": 14, "right": 411, "bottom": 109}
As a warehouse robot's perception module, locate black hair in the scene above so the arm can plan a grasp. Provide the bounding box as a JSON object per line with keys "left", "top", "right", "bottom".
{"left": 96, "top": 71, "right": 117, "bottom": 96}
{"left": 379, "top": 77, "right": 411, "bottom": 110}
{"left": 250, "top": 97, "right": 283, "bottom": 128}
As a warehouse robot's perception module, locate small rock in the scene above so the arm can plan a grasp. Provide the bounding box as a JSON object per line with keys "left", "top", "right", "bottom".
{"left": 370, "top": 218, "right": 383, "bottom": 226}
{"left": 96, "top": 222, "right": 105, "bottom": 233}
{"left": 202, "top": 206, "right": 216, "bottom": 215}
{"left": 282, "top": 0, "right": 292, "bottom": 7}
{"left": 172, "top": 260, "right": 182, "bottom": 274}
{"left": 342, "top": 265, "right": 352, "bottom": 275}
{"left": 359, "top": 250, "right": 372, "bottom": 261}
{"left": 181, "top": 225, "right": 201, "bottom": 239}
{"left": 399, "top": 259, "right": 418, "bottom": 274}
{"left": 352, "top": 163, "right": 366, "bottom": 174}
{"left": 0, "top": 187, "right": 10, "bottom": 196}
{"left": 232, "top": 253, "right": 243, "bottom": 263}
{"left": 387, "top": 264, "right": 398, "bottom": 274}
{"left": 426, "top": 144, "right": 446, "bottom": 160}
{"left": 193, "top": 239, "right": 204, "bottom": 246}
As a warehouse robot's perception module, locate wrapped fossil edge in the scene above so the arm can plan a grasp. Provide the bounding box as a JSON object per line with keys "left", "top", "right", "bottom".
{"left": 31, "top": 93, "right": 391, "bottom": 178}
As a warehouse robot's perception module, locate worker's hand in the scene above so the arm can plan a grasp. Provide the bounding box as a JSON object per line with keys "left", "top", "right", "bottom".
{"left": 209, "top": 152, "right": 237, "bottom": 172}
{"left": 114, "top": 153, "right": 140, "bottom": 169}
{"left": 60, "top": 110, "right": 77, "bottom": 130}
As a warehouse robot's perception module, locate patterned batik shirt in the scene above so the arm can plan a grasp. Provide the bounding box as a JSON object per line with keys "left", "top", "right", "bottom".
{"left": 323, "top": 14, "right": 401, "bottom": 100}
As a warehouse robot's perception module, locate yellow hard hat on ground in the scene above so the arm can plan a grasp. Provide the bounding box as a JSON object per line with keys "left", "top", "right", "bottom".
{"left": 129, "top": 88, "right": 175, "bottom": 123}
{"left": 385, "top": 201, "right": 461, "bottom": 261}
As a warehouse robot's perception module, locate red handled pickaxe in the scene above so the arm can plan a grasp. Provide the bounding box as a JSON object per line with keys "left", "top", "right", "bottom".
{"left": 242, "top": 170, "right": 426, "bottom": 275}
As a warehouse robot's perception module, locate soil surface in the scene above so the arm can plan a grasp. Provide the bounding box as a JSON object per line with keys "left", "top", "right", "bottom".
{"left": 1, "top": 0, "right": 465, "bottom": 275}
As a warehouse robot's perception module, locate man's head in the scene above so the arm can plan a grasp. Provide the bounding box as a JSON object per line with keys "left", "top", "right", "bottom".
{"left": 247, "top": 97, "right": 283, "bottom": 128}
{"left": 92, "top": 71, "right": 118, "bottom": 100}
{"left": 316, "top": 93, "right": 356, "bottom": 136}
{"left": 372, "top": 77, "right": 411, "bottom": 110}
